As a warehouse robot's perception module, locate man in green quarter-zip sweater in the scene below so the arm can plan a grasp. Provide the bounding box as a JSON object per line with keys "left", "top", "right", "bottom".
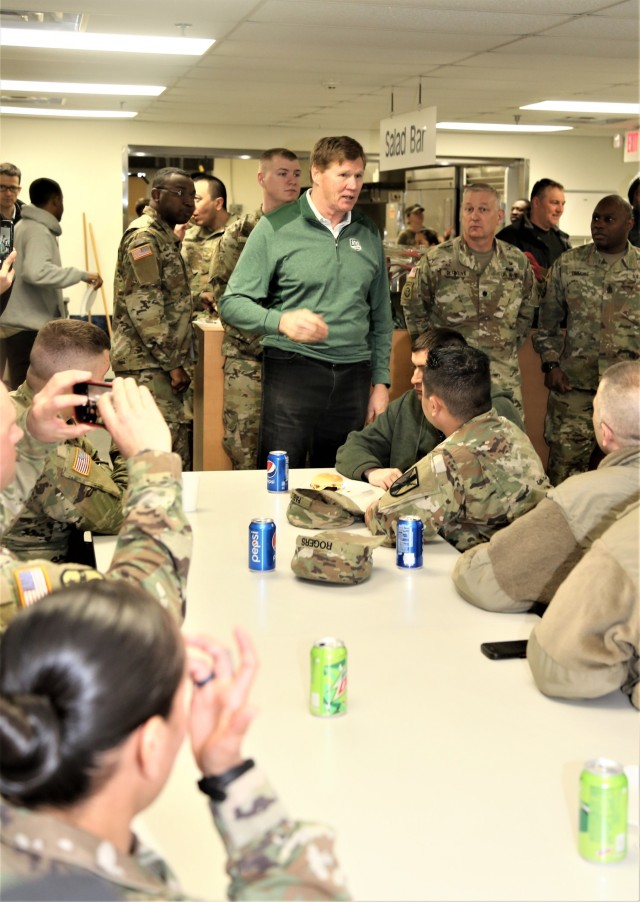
{"left": 219, "top": 136, "right": 393, "bottom": 468}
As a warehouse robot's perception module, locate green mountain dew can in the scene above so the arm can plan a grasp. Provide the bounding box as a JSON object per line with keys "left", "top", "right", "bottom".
{"left": 579, "top": 758, "right": 628, "bottom": 863}
{"left": 310, "top": 638, "right": 347, "bottom": 717}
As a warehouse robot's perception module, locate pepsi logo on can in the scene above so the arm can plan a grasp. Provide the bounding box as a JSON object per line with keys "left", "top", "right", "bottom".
{"left": 266, "top": 450, "right": 289, "bottom": 492}
{"left": 249, "top": 518, "right": 276, "bottom": 571}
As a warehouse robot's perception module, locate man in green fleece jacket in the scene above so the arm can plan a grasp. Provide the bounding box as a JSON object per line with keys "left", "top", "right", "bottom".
{"left": 336, "top": 326, "right": 523, "bottom": 488}
{"left": 219, "top": 136, "right": 392, "bottom": 468}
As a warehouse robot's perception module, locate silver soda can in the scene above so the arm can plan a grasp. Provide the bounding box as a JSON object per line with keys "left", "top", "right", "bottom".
{"left": 396, "top": 515, "right": 423, "bottom": 568}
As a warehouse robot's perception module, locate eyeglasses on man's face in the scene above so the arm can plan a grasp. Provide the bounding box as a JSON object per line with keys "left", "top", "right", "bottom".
{"left": 0, "top": 185, "right": 20, "bottom": 194}
{"left": 156, "top": 186, "right": 196, "bottom": 200}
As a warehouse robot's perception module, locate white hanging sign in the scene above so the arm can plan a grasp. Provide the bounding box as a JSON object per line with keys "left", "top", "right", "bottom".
{"left": 379, "top": 106, "right": 437, "bottom": 172}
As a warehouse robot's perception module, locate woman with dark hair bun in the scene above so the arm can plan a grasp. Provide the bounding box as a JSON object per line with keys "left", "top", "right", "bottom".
{"left": 0, "top": 585, "right": 348, "bottom": 901}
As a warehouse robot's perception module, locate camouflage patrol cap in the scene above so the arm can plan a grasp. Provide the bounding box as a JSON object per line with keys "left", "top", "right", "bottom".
{"left": 287, "top": 488, "right": 364, "bottom": 529}
{"left": 291, "top": 530, "right": 386, "bottom": 585}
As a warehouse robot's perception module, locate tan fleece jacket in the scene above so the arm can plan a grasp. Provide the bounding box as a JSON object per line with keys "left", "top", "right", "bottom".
{"left": 452, "top": 446, "right": 640, "bottom": 612}
{"left": 527, "top": 500, "right": 639, "bottom": 709}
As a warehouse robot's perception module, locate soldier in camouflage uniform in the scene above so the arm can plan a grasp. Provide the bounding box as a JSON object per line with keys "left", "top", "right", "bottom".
{"left": 366, "top": 346, "right": 549, "bottom": 550}
{"left": 401, "top": 183, "right": 536, "bottom": 416}
{"left": 534, "top": 195, "right": 640, "bottom": 485}
{"left": 211, "top": 149, "right": 301, "bottom": 469}
{"left": 181, "top": 174, "right": 231, "bottom": 316}
{"left": 4, "top": 320, "right": 127, "bottom": 563}
{"left": 0, "top": 372, "right": 191, "bottom": 628}
{"left": 0, "top": 600, "right": 348, "bottom": 900}
{"left": 112, "top": 167, "right": 195, "bottom": 470}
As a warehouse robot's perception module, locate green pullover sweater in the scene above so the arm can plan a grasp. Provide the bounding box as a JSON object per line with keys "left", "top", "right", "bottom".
{"left": 219, "top": 193, "right": 392, "bottom": 385}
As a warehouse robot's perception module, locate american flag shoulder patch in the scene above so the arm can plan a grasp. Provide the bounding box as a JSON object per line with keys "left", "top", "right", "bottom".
{"left": 131, "top": 244, "right": 153, "bottom": 261}
{"left": 72, "top": 448, "right": 92, "bottom": 476}
{"left": 15, "top": 567, "right": 51, "bottom": 608}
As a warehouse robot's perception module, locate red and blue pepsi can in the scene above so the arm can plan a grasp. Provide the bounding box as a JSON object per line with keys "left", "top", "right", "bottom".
{"left": 248, "top": 518, "right": 276, "bottom": 571}
{"left": 266, "top": 450, "right": 289, "bottom": 493}
{"left": 396, "top": 515, "right": 423, "bottom": 569}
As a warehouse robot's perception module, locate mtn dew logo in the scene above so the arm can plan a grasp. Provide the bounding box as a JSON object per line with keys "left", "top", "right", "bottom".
{"left": 310, "top": 638, "right": 347, "bottom": 717}
{"left": 328, "top": 662, "right": 348, "bottom": 711}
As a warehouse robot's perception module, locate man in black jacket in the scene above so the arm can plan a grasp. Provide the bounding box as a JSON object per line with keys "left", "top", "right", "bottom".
{"left": 498, "top": 178, "right": 571, "bottom": 288}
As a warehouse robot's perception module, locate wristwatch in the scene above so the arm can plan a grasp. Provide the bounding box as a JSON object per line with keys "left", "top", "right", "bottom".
{"left": 541, "top": 361, "right": 560, "bottom": 374}
{"left": 197, "top": 759, "right": 255, "bottom": 802}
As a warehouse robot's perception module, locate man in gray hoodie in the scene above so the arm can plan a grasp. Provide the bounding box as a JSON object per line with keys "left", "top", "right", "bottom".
{"left": 0, "top": 177, "right": 102, "bottom": 389}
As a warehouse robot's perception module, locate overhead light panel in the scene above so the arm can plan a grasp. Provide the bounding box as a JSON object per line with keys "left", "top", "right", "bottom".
{"left": 1, "top": 106, "right": 137, "bottom": 119}
{"left": 521, "top": 100, "right": 640, "bottom": 115}
{"left": 0, "top": 28, "right": 214, "bottom": 55}
{"left": 437, "top": 122, "right": 572, "bottom": 133}
{"left": 1, "top": 79, "right": 165, "bottom": 96}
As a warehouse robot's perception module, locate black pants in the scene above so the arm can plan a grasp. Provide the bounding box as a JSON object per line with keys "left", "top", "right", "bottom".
{"left": 259, "top": 349, "right": 372, "bottom": 468}
{"left": 0, "top": 330, "right": 37, "bottom": 389}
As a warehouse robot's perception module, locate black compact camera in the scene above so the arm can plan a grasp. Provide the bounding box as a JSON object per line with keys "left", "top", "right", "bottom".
{"left": 74, "top": 380, "right": 112, "bottom": 424}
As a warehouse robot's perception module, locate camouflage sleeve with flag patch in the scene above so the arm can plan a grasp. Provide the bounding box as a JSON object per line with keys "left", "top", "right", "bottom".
{"left": 2, "top": 439, "right": 129, "bottom": 562}
{"left": 111, "top": 222, "right": 193, "bottom": 374}
{"left": 1, "top": 450, "right": 192, "bottom": 630}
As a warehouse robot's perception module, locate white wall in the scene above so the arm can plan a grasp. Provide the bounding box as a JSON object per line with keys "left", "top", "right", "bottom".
{"left": 3, "top": 118, "right": 635, "bottom": 313}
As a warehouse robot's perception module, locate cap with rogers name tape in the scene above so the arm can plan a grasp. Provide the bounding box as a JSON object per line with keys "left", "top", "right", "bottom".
{"left": 291, "top": 530, "right": 386, "bottom": 585}
{"left": 287, "top": 488, "right": 364, "bottom": 529}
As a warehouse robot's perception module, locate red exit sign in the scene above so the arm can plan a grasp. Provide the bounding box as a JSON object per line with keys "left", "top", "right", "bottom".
{"left": 625, "top": 130, "right": 639, "bottom": 161}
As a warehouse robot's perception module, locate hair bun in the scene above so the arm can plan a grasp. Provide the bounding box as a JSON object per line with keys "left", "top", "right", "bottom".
{"left": 0, "top": 694, "right": 61, "bottom": 798}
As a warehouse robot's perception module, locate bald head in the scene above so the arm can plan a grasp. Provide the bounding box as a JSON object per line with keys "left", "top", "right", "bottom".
{"left": 28, "top": 320, "right": 110, "bottom": 391}
{"left": 593, "top": 361, "right": 640, "bottom": 452}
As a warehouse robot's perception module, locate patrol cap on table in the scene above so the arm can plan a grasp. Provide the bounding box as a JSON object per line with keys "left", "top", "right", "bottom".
{"left": 291, "top": 530, "right": 386, "bottom": 585}
{"left": 287, "top": 488, "right": 364, "bottom": 529}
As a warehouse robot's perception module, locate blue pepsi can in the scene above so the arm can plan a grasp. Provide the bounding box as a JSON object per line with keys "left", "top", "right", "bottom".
{"left": 266, "top": 450, "right": 289, "bottom": 493}
{"left": 396, "top": 515, "right": 423, "bottom": 569}
{"left": 249, "top": 518, "right": 276, "bottom": 571}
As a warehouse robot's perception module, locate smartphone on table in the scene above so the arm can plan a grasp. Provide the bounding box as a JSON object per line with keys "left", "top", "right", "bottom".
{"left": 480, "top": 640, "right": 528, "bottom": 660}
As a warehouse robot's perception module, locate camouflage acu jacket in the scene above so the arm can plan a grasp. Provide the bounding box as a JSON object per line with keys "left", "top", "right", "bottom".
{"left": 112, "top": 208, "right": 193, "bottom": 373}
{"left": 401, "top": 237, "right": 537, "bottom": 397}
{"left": 3, "top": 382, "right": 127, "bottom": 562}
{"left": 534, "top": 241, "right": 640, "bottom": 390}
{"left": 367, "top": 408, "right": 549, "bottom": 551}
{"left": 0, "top": 419, "right": 191, "bottom": 628}
{"left": 0, "top": 767, "right": 349, "bottom": 900}
{"left": 210, "top": 208, "right": 264, "bottom": 359}
{"left": 181, "top": 223, "right": 224, "bottom": 313}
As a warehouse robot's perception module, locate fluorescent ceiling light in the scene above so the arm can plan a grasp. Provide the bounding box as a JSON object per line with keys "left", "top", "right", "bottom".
{"left": 521, "top": 100, "right": 640, "bottom": 115}
{"left": 437, "top": 122, "right": 572, "bottom": 133}
{"left": 0, "top": 28, "right": 214, "bottom": 56}
{"left": 1, "top": 106, "right": 137, "bottom": 119}
{"left": 1, "top": 79, "right": 165, "bottom": 96}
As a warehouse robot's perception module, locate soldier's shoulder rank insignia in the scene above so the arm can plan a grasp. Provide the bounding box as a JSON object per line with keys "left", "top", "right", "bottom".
{"left": 60, "top": 569, "right": 104, "bottom": 587}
